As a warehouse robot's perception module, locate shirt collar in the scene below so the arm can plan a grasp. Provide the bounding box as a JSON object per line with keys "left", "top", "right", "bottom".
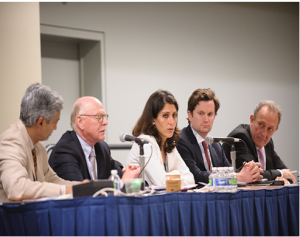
{"left": 26, "top": 130, "right": 35, "bottom": 150}
{"left": 255, "top": 145, "right": 265, "bottom": 153}
{"left": 190, "top": 125, "right": 205, "bottom": 144}
{"left": 76, "top": 133, "right": 93, "bottom": 157}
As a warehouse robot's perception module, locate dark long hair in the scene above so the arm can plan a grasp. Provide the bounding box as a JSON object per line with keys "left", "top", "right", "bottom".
{"left": 132, "top": 90, "right": 180, "bottom": 154}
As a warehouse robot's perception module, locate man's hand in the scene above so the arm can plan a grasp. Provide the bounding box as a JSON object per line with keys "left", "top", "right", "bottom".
{"left": 281, "top": 169, "right": 296, "bottom": 184}
{"left": 121, "top": 164, "right": 141, "bottom": 184}
{"left": 275, "top": 176, "right": 289, "bottom": 185}
{"left": 65, "top": 179, "right": 90, "bottom": 195}
{"left": 122, "top": 164, "right": 140, "bottom": 173}
{"left": 66, "top": 186, "right": 73, "bottom": 194}
{"left": 237, "top": 161, "right": 263, "bottom": 183}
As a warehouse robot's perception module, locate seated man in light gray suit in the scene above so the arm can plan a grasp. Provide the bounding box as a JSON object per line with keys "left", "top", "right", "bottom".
{"left": 0, "top": 83, "right": 87, "bottom": 203}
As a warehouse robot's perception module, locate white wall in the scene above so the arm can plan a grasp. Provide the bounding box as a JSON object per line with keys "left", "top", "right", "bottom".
{"left": 0, "top": 2, "right": 41, "bottom": 133}
{"left": 40, "top": 2, "right": 299, "bottom": 169}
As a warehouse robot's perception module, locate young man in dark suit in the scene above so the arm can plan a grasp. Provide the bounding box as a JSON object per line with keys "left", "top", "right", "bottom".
{"left": 49, "top": 96, "right": 140, "bottom": 185}
{"left": 177, "top": 88, "right": 263, "bottom": 184}
{"left": 223, "top": 100, "right": 296, "bottom": 184}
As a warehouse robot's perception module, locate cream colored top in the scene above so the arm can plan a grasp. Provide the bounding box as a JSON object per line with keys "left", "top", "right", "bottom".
{"left": 0, "top": 120, "right": 79, "bottom": 203}
{"left": 126, "top": 134, "right": 195, "bottom": 186}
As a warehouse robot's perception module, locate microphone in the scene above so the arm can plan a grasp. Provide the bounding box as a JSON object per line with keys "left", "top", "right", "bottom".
{"left": 119, "top": 133, "right": 149, "bottom": 145}
{"left": 205, "top": 135, "right": 240, "bottom": 145}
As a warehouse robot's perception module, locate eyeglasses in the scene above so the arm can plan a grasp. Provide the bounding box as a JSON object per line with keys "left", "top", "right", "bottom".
{"left": 79, "top": 114, "right": 109, "bottom": 123}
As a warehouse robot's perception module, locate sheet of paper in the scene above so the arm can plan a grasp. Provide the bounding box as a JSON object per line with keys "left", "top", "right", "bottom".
{"left": 22, "top": 194, "right": 73, "bottom": 203}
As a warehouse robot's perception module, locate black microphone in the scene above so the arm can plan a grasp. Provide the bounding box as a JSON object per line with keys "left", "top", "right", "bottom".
{"left": 205, "top": 135, "right": 240, "bottom": 145}
{"left": 119, "top": 133, "right": 149, "bottom": 145}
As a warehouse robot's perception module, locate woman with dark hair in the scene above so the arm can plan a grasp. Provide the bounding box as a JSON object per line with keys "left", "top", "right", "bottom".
{"left": 126, "top": 90, "right": 195, "bottom": 186}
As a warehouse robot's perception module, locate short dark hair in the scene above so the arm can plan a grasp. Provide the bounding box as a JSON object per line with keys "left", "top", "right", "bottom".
{"left": 132, "top": 90, "right": 180, "bottom": 153}
{"left": 187, "top": 88, "right": 220, "bottom": 124}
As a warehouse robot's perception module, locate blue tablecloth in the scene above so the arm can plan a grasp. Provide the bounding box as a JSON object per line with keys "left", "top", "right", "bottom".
{"left": 0, "top": 186, "right": 298, "bottom": 236}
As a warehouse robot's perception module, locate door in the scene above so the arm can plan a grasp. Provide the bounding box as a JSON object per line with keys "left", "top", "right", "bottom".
{"left": 41, "top": 38, "right": 81, "bottom": 146}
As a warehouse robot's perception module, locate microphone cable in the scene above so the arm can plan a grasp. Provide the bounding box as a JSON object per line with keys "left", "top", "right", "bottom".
{"left": 138, "top": 145, "right": 153, "bottom": 178}
{"left": 240, "top": 139, "right": 248, "bottom": 156}
{"left": 92, "top": 186, "right": 156, "bottom": 198}
{"left": 220, "top": 138, "right": 248, "bottom": 170}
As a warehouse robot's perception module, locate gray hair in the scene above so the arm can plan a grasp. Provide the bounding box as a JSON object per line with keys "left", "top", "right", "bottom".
{"left": 70, "top": 96, "right": 101, "bottom": 132}
{"left": 20, "top": 83, "right": 64, "bottom": 126}
{"left": 70, "top": 103, "right": 82, "bottom": 132}
{"left": 253, "top": 100, "right": 282, "bottom": 126}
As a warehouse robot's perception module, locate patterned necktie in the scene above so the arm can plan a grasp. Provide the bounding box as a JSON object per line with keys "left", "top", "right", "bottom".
{"left": 202, "top": 141, "right": 211, "bottom": 172}
{"left": 257, "top": 147, "right": 265, "bottom": 170}
{"left": 32, "top": 148, "right": 37, "bottom": 179}
{"left": 90, "top": 147, "right": 96, "bottom": 180}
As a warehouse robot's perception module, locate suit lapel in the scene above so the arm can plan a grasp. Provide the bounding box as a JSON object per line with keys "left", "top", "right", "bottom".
{"left": 208, "top": 145, "right": 216, "bottom": 167}
{"left": 245, "top": 125, "right": 259, "bottom": 162}
{"left": 186, "top": 125, "right": 205, "bottom": 164}
{"left": 35, "top": 146, "right": 45, "bottom": 182}
{"left": 18, "top": 120, "right": 36, "bottom": 181}
{"left": 70, "top": 131, "right": 87, "bottom": 158}
{"left": 264, "top": 143, "right": 272, "bottom": 169}
{"left": 28, "top": 147, "right": 36, "bottom": 181}
{"left": 94, "top": 142, "right": 103, "bottom": 176}
{"left": 70, "top": 131, "right": 91, "bottom": 179}
{"left": 187, "top": 125, "right": 200, "bottom": 146}
{"left": 167, "top": 151, "right": 173, "bottom": 172}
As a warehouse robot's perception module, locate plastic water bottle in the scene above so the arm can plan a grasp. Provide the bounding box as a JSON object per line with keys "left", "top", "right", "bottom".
{"left": 228, "top": 167, "right": 237, "bottom": 192}
{"left": 215, "top": 167, "right": 225, "bottom": 192}
{"left": 209, "top": 167, "right": 217, "bottom": 191}
{"left": 108, "top": 169, "right": 120, "bottom": 196}
{"left": 219, "top": 167, "right": 227, "bottom": 192}
{"left": 223, "top": 167, "right": 229, "bottom": 192}
{"left": 214, "top": 167, "right": 220, "bottom": 192}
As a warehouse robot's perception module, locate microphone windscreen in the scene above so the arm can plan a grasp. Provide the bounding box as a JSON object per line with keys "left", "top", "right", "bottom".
{"left": 205, "top": 135, "right": 213, "bottom": 145}
{"left": 119, "top": 133, "right": 126, "bottom": 142}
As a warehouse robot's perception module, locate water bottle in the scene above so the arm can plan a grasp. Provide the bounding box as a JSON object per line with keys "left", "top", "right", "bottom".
{"left": 214, "top": 167, "right": 220, "bottom": 192}
{"left": 223, "top": 167, "right": 229, "bottom": 192}
{"left": 215, "top": 167, "right": 224, "bottom": 192}
{"left": 209, "top": 167, "right": 217, "bottom": 191}
{"left": 108, "top": 169, "right": 121, "bottom": 196}
{"left": 228, "top": 167, "right": 237, "bottom": 192}
{"left": 218, "top": 167, "right": 226, "bottom": 192}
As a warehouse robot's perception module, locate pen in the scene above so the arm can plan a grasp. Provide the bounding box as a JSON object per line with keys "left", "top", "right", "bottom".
{"left": 291, "top": 170, "right": 297, "bottom": 173}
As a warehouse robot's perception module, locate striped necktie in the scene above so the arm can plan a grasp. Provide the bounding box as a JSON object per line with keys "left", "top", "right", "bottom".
{"left": 202, "top": 141, "right": 211, "bottom": 172}
{"left": 257, "top": 147, "right": 265, "bottom": 170}
{"left": 90, "top": 147, "right": 96, "bottom": 180}
{"left": 32, "top": 148, "right": 37, "bottom": 179}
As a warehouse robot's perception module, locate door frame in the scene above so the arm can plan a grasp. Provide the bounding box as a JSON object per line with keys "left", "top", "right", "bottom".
{"left": 40, "top": 24, "right": 107, "bottom": 109}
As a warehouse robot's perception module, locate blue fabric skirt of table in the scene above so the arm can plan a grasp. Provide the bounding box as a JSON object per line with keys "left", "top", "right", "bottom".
{"left": 0, "top": 186, "right": 298, "bottom": 236}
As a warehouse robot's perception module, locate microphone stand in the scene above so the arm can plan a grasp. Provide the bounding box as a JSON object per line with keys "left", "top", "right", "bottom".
{"left": 230, "top": 144, "right": 236, "bottom": 171}
{"left": 138, "top": 144, "right": 145, "bottom": 190}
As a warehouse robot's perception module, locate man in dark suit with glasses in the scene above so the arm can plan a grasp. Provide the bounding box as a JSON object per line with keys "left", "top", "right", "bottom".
{"left": 49, "top": 96, "right": 140, "bottom": 185}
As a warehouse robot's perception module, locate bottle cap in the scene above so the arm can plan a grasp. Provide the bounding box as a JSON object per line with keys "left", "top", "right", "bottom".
{"left": 111, "top": 169, "right": 118, "bottom": 175}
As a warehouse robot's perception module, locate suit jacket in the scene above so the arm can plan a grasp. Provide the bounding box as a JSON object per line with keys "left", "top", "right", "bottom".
{"left": 177, "top": 125, "right": 231, "bottom": 184}
{"left": 222, "top": 124, "right": 287, "bottom": 181}
{"left": 0, "top": 120, "right": 77, "bottom": 203}
{"left": 49, "top": 130, "right": 123, "bottom": 181}
{"left": 126, "top": 134, "right": 195, "bottom": 186}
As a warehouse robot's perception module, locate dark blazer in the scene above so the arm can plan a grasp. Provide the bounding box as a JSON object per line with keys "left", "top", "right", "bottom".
{"left": 177, "top": 125, "right": 231, "bottom": 184}
{"left": 222, "top": 124, "right": 287, "bottom": 181}
{"left": 49, "top": 130, "right": 123, "bottom": 181}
